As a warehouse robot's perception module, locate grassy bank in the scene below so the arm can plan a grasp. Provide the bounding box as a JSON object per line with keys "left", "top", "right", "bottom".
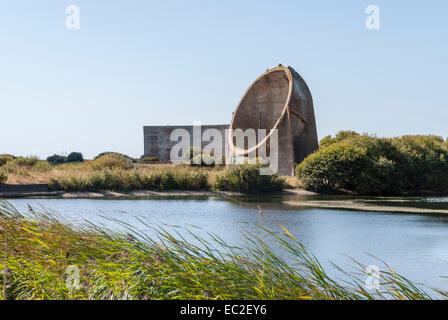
{"left": 0, "top": 202, "right": 442, "bottom": 300}
{"left": 0, "top": 154, "right": 225, "bottom": 186}
{"left": 0, "top": 154, "right": 288, "bottom": 194}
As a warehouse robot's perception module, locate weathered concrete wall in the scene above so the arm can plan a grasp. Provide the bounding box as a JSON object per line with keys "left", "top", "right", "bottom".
{"left": 0, "top": 183, "right": 62, "bottom": 197}
{"left": 143, "top": 125, "right": 228, "bottom": 161}
{"left": 0, "top": 184, "right": 49, "bottom": 193}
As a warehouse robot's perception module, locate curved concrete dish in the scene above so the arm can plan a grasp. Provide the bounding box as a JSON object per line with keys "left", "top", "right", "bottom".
{"left": 229, "top": 65, "right": 318, "bottom": 176}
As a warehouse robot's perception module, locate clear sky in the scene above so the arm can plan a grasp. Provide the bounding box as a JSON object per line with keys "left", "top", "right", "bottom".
{"left": 1, "top": 0, "right": 447, "bottom": 159}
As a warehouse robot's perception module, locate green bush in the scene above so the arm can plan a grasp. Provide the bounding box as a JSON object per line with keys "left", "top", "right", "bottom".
{"left": 85, "top": 173, "right": 104, "bottom": 191}
{"left": 11, "top": 156, "right": 39, "bottom": 166}
{"left": 215, "top": 164, "right": 285, "bottom": 194}
{"left": 183, "top": 148, "right": 222, "bottom": 167}
{"left": 0, "top": 162, "right": 29, "bottom": 177}
{"left": 47, "top": 154, "right": 67, "bottom": 165}
{"left": 0, "top": 170, "right": 7, "bottom": 184}
{"left": 296, "top": 132, "right": 448, "bottom": 195}
{"left": 0, "top": 155, "right": 14, "bottom": 167}
{"left": 174, "top": 172, "right": 209, "bottom": 190}
{"left": 94, "top": 152, "right": 136, "bottom": 162}
{"left": 296, "top": 142, "right": 368, "bottom": 193}
{"left": 319, "top": 130, "right": 360, "bottom": 149}
{"left": 33, "top": 160, "right": 53, "bottom": 172}
{"left": 67, "top": 152, "right": 84, "bottom": 163}
{"left": 89, "top": 153, "right": 133, "bottom": 171}
{"left": 47, "top": 179, "right": 61, "bottom": 191}
{"left": 140, "top": 156, "right": 160, "bottom": 162}
{"left": 390, "top": 135, "right": 448, "bottom": 191}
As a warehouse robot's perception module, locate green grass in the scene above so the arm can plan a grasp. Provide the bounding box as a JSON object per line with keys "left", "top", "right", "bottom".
{"left": 48, "top": 165, "right": 287, "bottom": 194}
{"left": 214, "top": 164, "right": 286, "bottom": 194}
{"left": 0, "top": 201, "right": 443, "bottom": 300}
{"left": 48, "top": 169, "right": 210, "bottom": 192}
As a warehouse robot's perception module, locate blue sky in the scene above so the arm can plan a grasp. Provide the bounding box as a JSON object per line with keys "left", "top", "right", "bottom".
{"left": 1, "top": 0, "right": 447, "bottom": 159}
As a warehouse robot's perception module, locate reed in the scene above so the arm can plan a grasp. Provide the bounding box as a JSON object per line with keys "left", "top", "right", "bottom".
{"left": 0, "top": 155, "right": 297, "bottom": 192}
{"left": 0, "top": 201, "right": 443, "bottom": 300}
{"left": 2, "top": 161, "right": 226, "bottom": 187}
{"left": 48, "top": 169, "right": 210, "bottom": 192}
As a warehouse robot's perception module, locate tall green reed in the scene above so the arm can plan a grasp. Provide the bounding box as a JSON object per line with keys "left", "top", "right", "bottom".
{"left": 0, "top": 201, "right": 444, "bottom": 300}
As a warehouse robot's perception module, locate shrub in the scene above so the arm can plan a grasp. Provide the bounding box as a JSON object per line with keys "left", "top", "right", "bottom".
{"left": 67, "top": 152, "right": 84, "bottom": 163}
{"left": 85, "top": 173, "right": 105, "bottom": 191}
{"left": 0, "top": 154, "right": 14, "bottom": 167}
{"left": 151, "top": 171, "right": 209, "bottom": 191}
{"left": 183, "top": 148, "right": 222, "bottom": 167}
{"left": 33, "top": 160, "right": 53, "bottom": 172}
{"left": 389, "top": 135, "right": 448, "bottom": 191}
{"left": 94, "top": 152, "right": 136, "bottom": 162}
{"left": 174, "top": 172, "right": 209, "bottom": 190}
{"left": 47, "top": 154, "right": 67, "bottom": 165}
{"left": 215, "top": 164, "right": 285, "bottom": 194}
{"left": 296, "top": 142, "right": 368, "bottom": 193}
{"left": 0, "top": 156, "right": 39, "bottom": 178}
{"left": 11, "top": 156, "right": 39, "bottom": 166}
{"left": 89, "top": 153, "right": 133, "bottom": 171}
{"left": 1, "top": 162, "right": 30, "bottom": 177}
{"left": 319, "top": 131, "right": 360, "bottom": 149}
{"left": 102, "top": 170, "right": 127, "bottom": 190}
{"left": 0, "top": 170, "right": 7, "bottom": 183}
{"left": 47, "top": 179, "right": 61, "bottom": 191}
{"left": 159, "top": 171, "right": 176, "bottom": 190}
{"left": 140, "top": 156, "right": 160, "bottom": 162}
{"left": 296, "top": 132, "right": 448, "bottom": 195}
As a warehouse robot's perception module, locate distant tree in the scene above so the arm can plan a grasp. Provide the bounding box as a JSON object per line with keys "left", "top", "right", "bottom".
{"left": 47, "top": 154, "right": 67, "bottom": 165}
{"left": 319, "top": 130, "right": 360, "bottom": 149}
{"left": 67, "top": 152, "right": 84, "bottom": 163}
{"left": 297, "top": 133, "right": 448, "bottom": 195}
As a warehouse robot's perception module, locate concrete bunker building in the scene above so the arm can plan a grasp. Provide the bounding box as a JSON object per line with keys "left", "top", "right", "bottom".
{"left": 143, "top": 65, "right": 318, "bottom": 176}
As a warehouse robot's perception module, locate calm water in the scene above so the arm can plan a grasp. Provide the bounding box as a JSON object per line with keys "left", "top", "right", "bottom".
{"left": 6, "top": 195, "right": 448, "bottom": 291}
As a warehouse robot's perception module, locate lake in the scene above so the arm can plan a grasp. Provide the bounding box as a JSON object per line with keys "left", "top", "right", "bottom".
{"left": 5, "top": 195, "right": 448, "bottom": 292}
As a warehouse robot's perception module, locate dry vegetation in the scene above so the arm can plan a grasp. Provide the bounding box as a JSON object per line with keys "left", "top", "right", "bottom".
{"left": 0, "top": 154, "right": 292, "bottom": 193}
{"left": 0, "top": 156, "right": 226, "bottom": 185}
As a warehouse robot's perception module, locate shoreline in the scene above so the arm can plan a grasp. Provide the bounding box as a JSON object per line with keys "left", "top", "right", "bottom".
{"left": 0, "top": 183, "right": 446, "bottom": 200}
{"left": 0, "top": 187, "right": 318, "bottom": 199}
